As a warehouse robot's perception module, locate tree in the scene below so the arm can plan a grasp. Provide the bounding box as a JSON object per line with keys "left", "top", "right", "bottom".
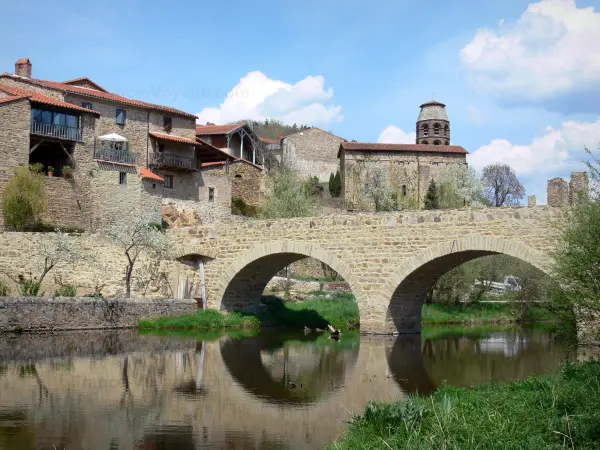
{"left": 260, "top": 168, "right": 320, "bottom": 219}
{"left": 329, "top": 170, "right": 342, "bottom": 197}
{"left": 1, "top": 164, "right": 47, "bottom": 230}
{"left": 482, "top": 163, "right": 525, "bottom": 207}
{"left": 0, "top": 230, "right": 84, "bottom": 296}
{"left": 105, "top": 215, "right": 170, "bottom": 298}
{"left": 424, "top": 180, "right": 439, "bottom": 210}
{"left": 437, "top": 165, "right": 488, "bottom": 209}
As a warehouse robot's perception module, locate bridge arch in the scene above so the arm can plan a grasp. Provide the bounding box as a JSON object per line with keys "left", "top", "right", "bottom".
{"left": 377, "top": 236, "right": 552, "bottom": 334}
{"left": 214, "top": 240, "right": 370, "bottom": 315}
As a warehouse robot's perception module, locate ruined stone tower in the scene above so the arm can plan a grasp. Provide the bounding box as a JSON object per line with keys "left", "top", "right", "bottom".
{"left": 547, "top": 172, "right": 589, "bottom": 206}
{"left": 416, "top": 100, "right": 450, "bottom": 145}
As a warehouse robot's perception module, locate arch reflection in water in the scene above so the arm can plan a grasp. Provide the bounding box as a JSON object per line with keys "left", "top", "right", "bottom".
{"left": 387, "top": 326, "right": 576, "bottom": 395}
{"left": 220, "top": 332, "right": 360, "bottom": 405}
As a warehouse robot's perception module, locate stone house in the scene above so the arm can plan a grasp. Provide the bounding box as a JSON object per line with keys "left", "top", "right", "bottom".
{"left": 339, "top": 100, "right": 468, "bottom": 211}
{"left": 281, "top": 128, "right": 346, "bottom": 183}
{"left": 0, "top": 58, "right": 259, "bottom": 229}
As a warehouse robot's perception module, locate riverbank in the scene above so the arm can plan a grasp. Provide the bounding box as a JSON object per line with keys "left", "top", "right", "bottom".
{"left": 137, "top": 294, "right": 561, "bottom": 331}
{"left": 329, "top": 360, "right": 600, "bottom": 450}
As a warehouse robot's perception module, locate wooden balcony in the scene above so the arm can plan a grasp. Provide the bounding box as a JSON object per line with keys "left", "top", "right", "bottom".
{"left": 149, "top": 152, "right": 196, "bottom": 171}
{"left": 93, "top": 147, "right": 138, "bottom": 165}
{"left": 31, "top": 121, "right": 82, "bottom": 141}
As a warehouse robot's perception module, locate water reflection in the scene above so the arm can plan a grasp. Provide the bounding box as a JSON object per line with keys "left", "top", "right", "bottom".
{"left": 220, "top": 332, "right": 360, "bottom": 405}
{"left": 0, "top": 326, "right": 576, "bottom": 450}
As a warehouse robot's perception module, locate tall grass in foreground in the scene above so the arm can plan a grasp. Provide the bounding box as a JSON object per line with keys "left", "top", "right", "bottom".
{"left": 330, "top": 360, "right": 600, "bottom": 450}
{"left": 138, "top": 309, "right": 259, "bottom": 330}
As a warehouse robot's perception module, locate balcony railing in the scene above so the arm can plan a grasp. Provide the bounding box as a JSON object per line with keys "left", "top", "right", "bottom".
{"left": 149, "top": 152, "right": 195, "bottom": 171}
{"left": 31, "top": 121, "right": 82, "bottom": 141}
{"left": 93, "top": 147, "right": 138, "bottom": 165}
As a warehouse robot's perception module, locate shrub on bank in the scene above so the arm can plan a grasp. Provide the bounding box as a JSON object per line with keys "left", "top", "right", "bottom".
{"left": 422, "top": 302, "right": 560, "bottom": 324}
{"left": 330, "top": 360, "right": 600, "bottom": 450}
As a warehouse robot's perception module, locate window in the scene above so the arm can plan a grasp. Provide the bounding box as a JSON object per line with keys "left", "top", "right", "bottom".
{"left": 433, "top": 123, "right": 440, "bottom": 135}
{"left": 234, "top": 174, "right": 242, "bottom": 179}
{"left": 81, "top": 102, "right": 93, "bottom": 110}
{"left": 444, "top": 125, "right": 449, "bottom": 137}
{"left": 402, "top": 185, "right": 407, "bottom": 197}
{"left": 208, "top": 187, "right": 215, "bottom": 202}
{"left": 422, "top": 140, "right": 429, "bottom": 144}
{"left": 164, "top": 174, "right": 174, "bottom": 189}
{"left": 116, "top": 108, "right": 127, "bottom": 125}
{"left": 119, "top": 172, "right": 126, "bottom": 184}
{"left": 433, "top": 140, "right": 441, "bottom": 145}
{"left": 445, "top": 140, "right": 450, "bottom": 145}
{"left": 158, "top": 143, "right": 165, "bottom": 152}
{"left": 163, "top": 116, "right": 172, "bottom": 132}
{"left": 422, "top": 124, "right": 429, "bottom": 136}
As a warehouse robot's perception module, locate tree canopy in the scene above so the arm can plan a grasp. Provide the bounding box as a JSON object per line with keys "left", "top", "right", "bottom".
{"left": 482, "top": 163, "right": 525, "bottom": 207}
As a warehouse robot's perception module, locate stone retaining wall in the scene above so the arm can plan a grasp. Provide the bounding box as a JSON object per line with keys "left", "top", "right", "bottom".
{"left": 0, "top": 297, "right": 197, "bottom": 332}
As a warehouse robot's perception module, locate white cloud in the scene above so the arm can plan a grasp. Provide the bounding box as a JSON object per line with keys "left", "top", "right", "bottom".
{"left": 461, "top": 0, "right": 600, "bottom": 101}
{"left": 468, "top": 118, "right": 600, "bottom": 202}
{"left": 195, "top": 71, "right": 343, "bottom": 126}
{"left": 377, "top": 125, "right": 415, "bottom": 144}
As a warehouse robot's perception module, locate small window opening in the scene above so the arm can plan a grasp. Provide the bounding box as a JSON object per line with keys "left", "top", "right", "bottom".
{"left": 402, "top": 185, "right": 407, "bottom": 197}
{"left": 163, "top": 116, "right": 172, "bottom": 132}
{"left": 116, "top": 108, "right": 127, "bottom": 125}
{"left": 422, "top": 140, "right": 429, "bottom": 144}
{"left": 119, "top": 172, "right": 126, "bottom": 184}
{"left": 444, "top": 125, "right": 449, "bottom": 137}
{"left": 81, "top": 101, "right": 93, "bottom": 110}
{"left": 164, "top": 175, "right": 174, "bottom": 189}
{"left": 434, "top": 123, "right": 440, "bottom": 135}
{"left": 433, "top": 140, "right": 441, "bottom": 145}
{"left": 445, "top": 140, "right": 450, "bottom": 145}
{"left": 208, "top": 187, "right": 215, "bottom": 202}
{"left": 234, "top": 174, "right": 242, "bottom": 179}
{"left": 423, "top": 124, "right": 429, "bottom": 136}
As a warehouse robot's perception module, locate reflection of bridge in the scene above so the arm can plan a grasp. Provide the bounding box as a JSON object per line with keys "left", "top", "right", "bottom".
{"left": 0, "top": 330, "right": 573, "bottom": 449}
{"left": 173, "top": 207, "right": 564, "bottom": 333}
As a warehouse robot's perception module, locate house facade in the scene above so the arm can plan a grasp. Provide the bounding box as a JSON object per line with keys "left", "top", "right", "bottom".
{"left": 281, "top": 128, "right": 345, "bottom": 183}
{"left": 339, "top": 101, "right": 468, "bottom": 211}
{"left": 0, "top": 58, "right": 250, "bottom": 229}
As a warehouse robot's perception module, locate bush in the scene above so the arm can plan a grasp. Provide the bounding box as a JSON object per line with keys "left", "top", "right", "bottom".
{"left": 231, "top": 197, "right": 260, "bottom": 217}
{"left": 0, "top": 280, "right": 9, "bottom": 296}
{"left": 1, "top": 164, "right": 47, "bottom": 230}
{"left": 19, "top": 278, "right": 41, "bottom": 297}
{"left": 261, "top": 168, "right": 320, "bottom": 218}
{"left": 55, "top": 284, "right": 76, "bottom": 297}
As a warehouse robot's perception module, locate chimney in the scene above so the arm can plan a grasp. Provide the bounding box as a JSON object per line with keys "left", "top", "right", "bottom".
{"left": 15, "top": 58, "right": 32, "bottom": 78}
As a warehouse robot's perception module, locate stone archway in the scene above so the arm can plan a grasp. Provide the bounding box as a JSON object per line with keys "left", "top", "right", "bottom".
{"left": 375, "top": 236, "right": 552, "bottom": 334}
{"left": 213, "top": 240, "right": 369, "bottom": 317}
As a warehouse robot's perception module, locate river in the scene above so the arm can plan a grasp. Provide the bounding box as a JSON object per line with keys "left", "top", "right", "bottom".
{"left": 0, "top": 325, "right": 576, "bottom": 449}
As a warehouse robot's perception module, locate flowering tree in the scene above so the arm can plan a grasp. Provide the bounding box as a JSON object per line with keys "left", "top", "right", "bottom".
{"left": 438, "top": 164, "right": 487, "bottom": 209}
{"left": 105, "top": 216, "right": 170, "bottom": 298}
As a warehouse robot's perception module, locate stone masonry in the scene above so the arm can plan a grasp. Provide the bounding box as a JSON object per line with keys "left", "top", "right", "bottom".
{"left": 548, "top": 172, "right": 589, "bottom": 207}
{"left": 281, "top": 128, "right": 345, "bottom": 182}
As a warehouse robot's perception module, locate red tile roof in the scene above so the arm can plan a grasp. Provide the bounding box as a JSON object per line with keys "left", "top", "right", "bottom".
{"left": 0, "top": 84, "right": 99, "bottom": 115}
{"left": 340, "top": 142, "right": 468, "bottom": 154}
{"left": 259, "top": 136, "right": 279, "bottom": 143}
{"left": 149, "top": 132, "right": 198, "bottom": 145}
{"left": 0, "top": 95, "right": 28, "bottom": 104}
{"left": 62, "top": 77, "right": 108, "bottom": 92}
{"left": 140, "top": 167, "right": 164, "bottom": 182}
{"left": 195, "top": 123, "right": 244, "bottom": 136}
{"left": 0, "top": 73, "right": 196, "bottom": 119}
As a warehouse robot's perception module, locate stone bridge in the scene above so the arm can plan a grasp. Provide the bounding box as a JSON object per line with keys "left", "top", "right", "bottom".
{"left": 173, "top": 206, "right": 564, "bottom": 334}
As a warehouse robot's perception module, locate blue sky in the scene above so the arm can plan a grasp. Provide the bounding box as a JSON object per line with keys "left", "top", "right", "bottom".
{"left": 1, "top": 0, "right": 599, "bottom": 202}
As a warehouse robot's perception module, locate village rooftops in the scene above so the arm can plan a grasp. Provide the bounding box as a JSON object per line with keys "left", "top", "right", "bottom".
{"left": 195, "top": 123, "right": 247, "bottom": 135}
{"left": 339, "top": 142, "right": 468, "bottom": 157}
{"left": 0, "top": 73, "right": 196, "bottom": 119}
{"left": 0, "top": 84, "right": 99, "bottom": 116}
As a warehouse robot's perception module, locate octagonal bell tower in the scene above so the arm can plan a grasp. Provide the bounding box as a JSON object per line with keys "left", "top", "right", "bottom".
{"left": 416, "top": 100, "right": 450, "bottom": 145}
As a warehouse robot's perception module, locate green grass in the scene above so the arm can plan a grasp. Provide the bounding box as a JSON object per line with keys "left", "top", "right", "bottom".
{"left": 258, "top": 292, "right": 359, "bottom": 330}
{"left": 329, "top": 360, "right": 600, "bottom": 450}
{"left": 138, "top": 309, "right": 260, "bottom": 331}
{"left": 422, "top": 302, "right": 560, "bottom": 325}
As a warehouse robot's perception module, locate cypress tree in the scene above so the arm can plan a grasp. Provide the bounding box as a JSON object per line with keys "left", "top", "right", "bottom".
{"left": 333, "top": 170, "right": 342, "bottom": 197}
{"left": 328, "top": 172, "right": 335, "bottom": 197}
{"left": 424, "top": 179, "right": 440, "bottom": 210}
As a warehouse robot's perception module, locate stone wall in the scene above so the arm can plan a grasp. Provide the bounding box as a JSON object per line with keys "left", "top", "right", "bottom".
{"left": 281, "top": 128, "right": 344, "bottom": 182}
{"left": 548, "top": 173, "right": 589, "bottom": 207}
{"left": 148, "top": 111, "right": 196, "bottom": 140}
{"left": 0, "top": 297, "right": 197, "bottom": 332}
{"left": 231, "top": 161, "right": 264, "bottom": 206}
{"left": 341, "top": 150, "right": 467, "bottom": 211}
{"left": 0, "top": 98, "right": 31, "bottom": 227}
{"left": 569, "top": 172, "right": 589, "bottom": 205}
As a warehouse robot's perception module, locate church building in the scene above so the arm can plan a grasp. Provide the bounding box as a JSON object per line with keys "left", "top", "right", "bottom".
{"left": 338, "top": 100, "right": 468, "bottom": 210}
